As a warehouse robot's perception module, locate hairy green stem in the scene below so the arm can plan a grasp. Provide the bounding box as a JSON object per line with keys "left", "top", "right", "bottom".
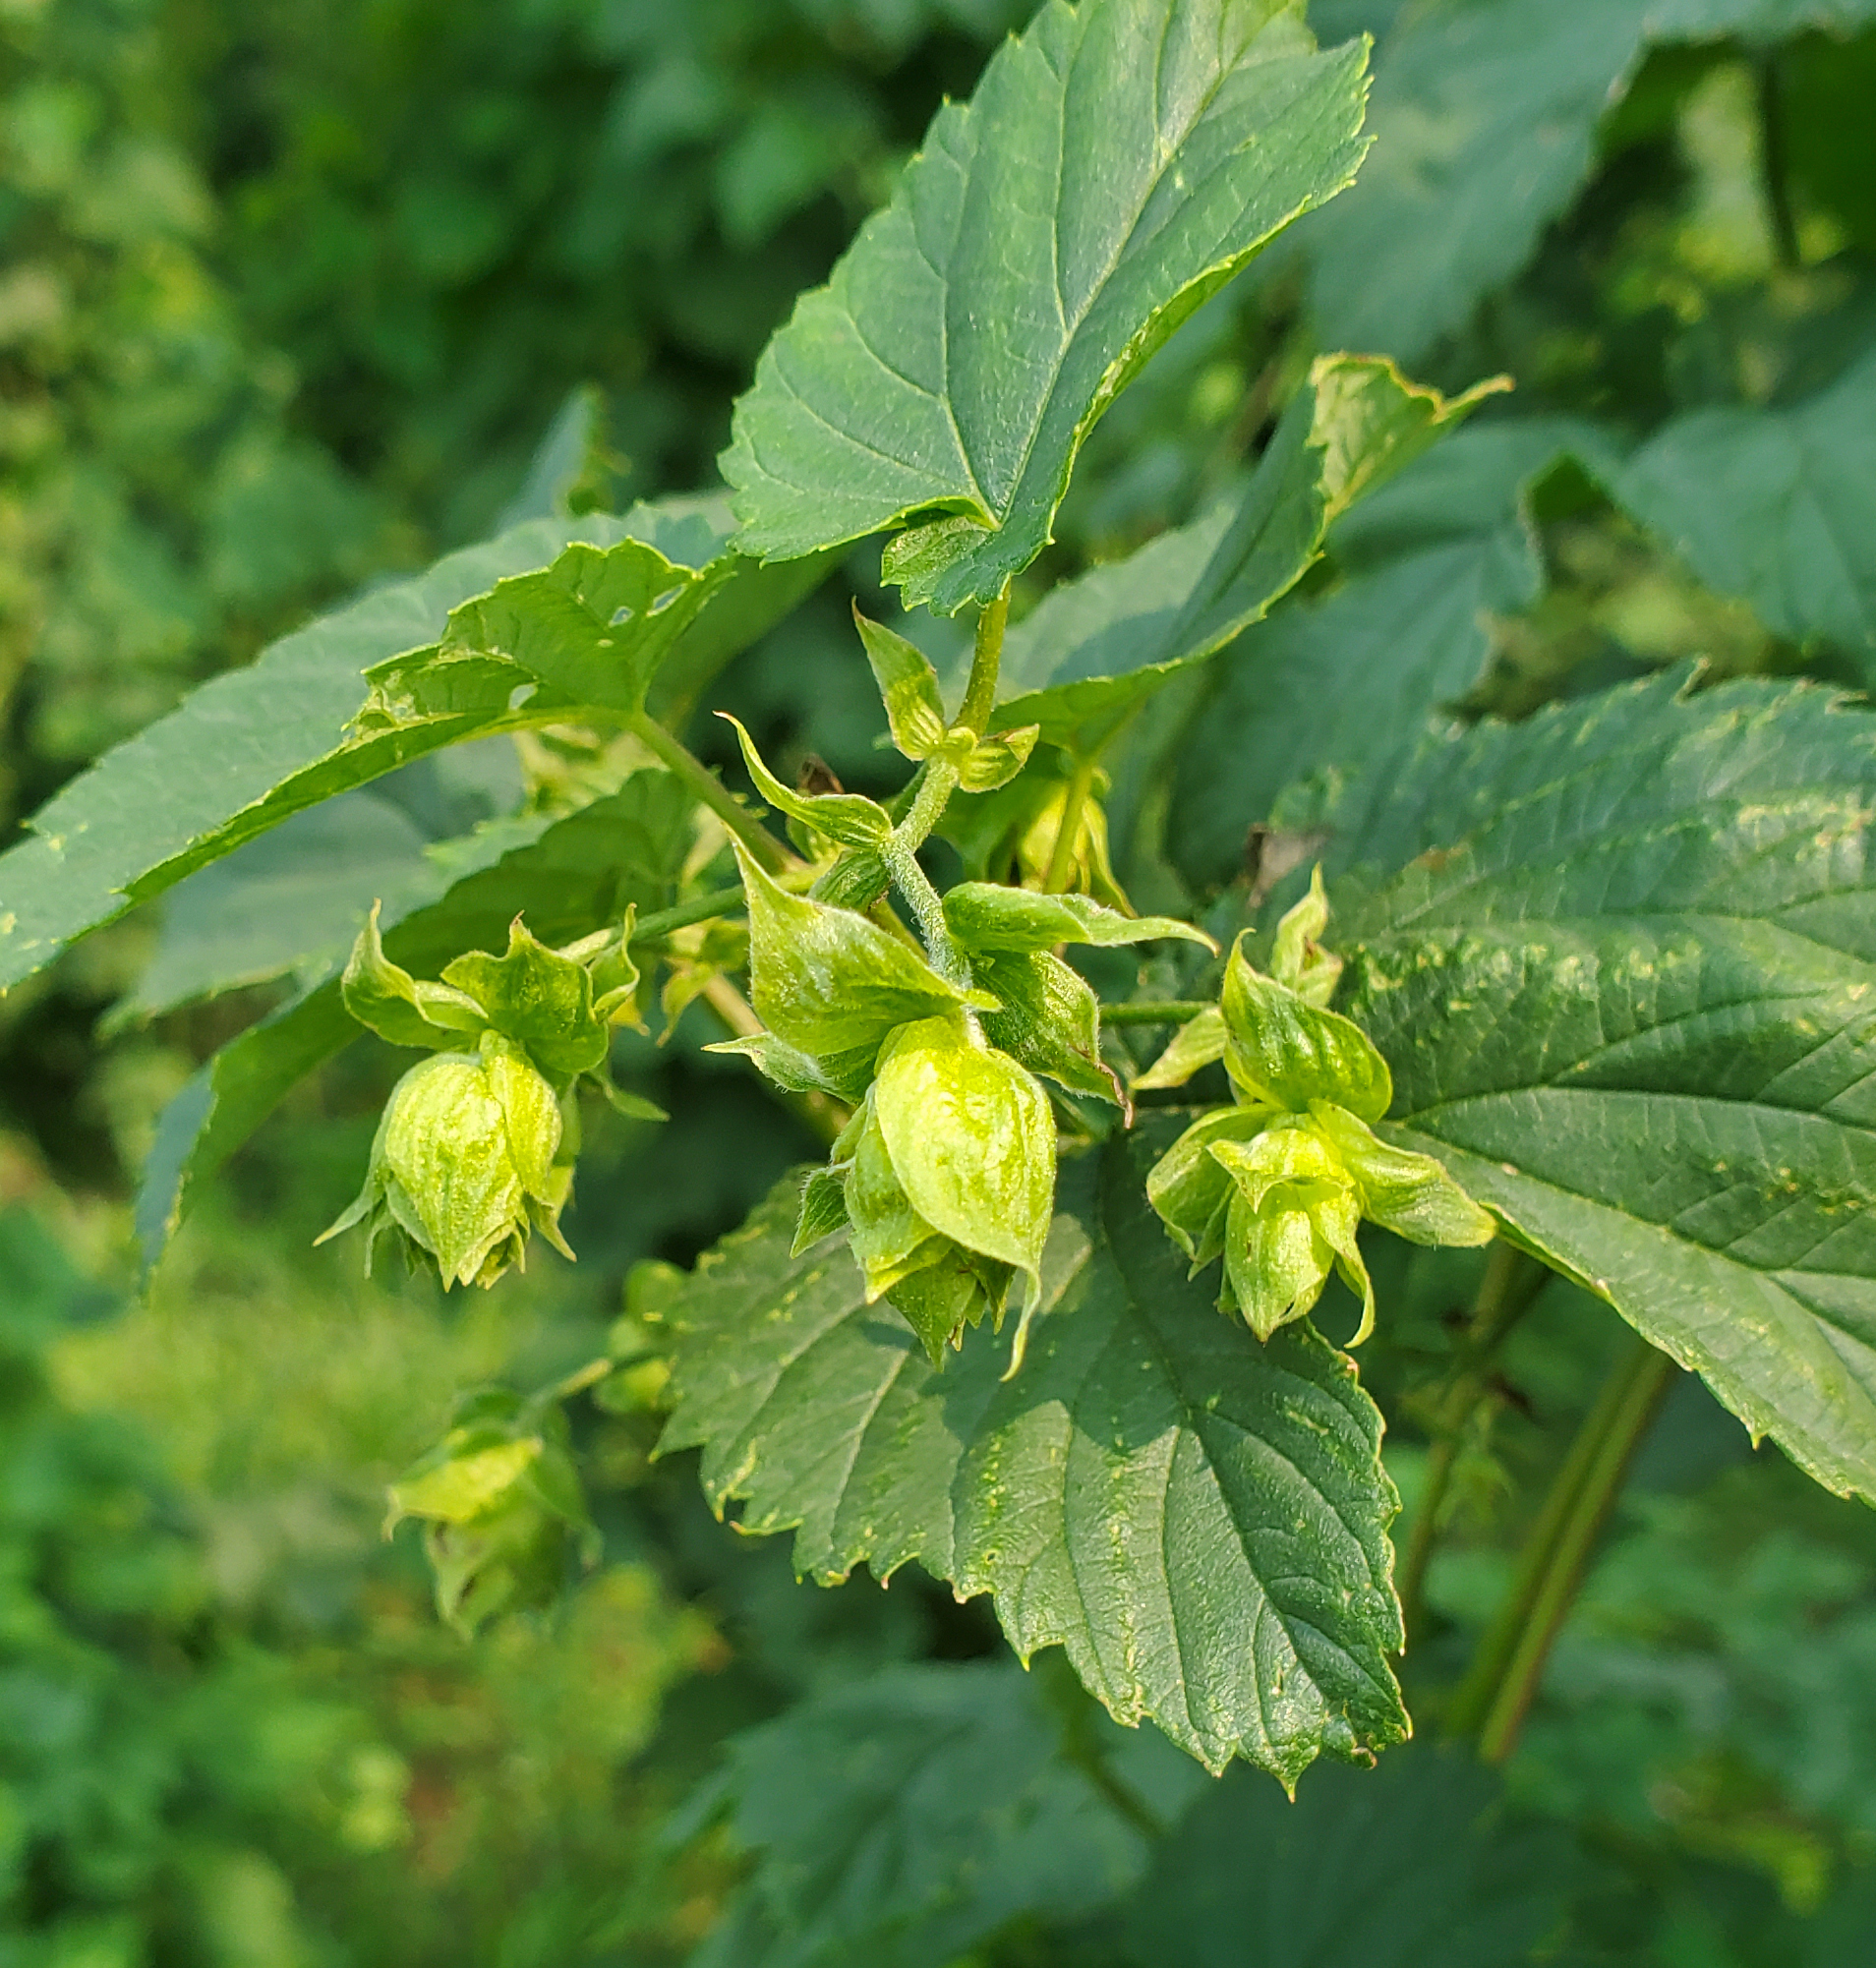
{"left": 1100, "top": 1000, "right": 1213, "bottom": 1026}
{"left": 625, "top": 710, "right": 798, "bottom": 874}
{"left": 959, "top": 583, "right": 1010, "bottom": 736}
{"left": 1396, "top": 1244, "right": 1549, "bottom": 1640}
{"left": 1446, "top": 1329, "right": 1675, "bottom": 1756}
{"left": 885, "top": 750, "right": 968, "bottom": 981}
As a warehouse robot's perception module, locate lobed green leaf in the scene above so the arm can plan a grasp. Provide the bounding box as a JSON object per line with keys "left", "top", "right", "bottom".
{"left": 0, "top": 497, "right": 820, "bottom": 997}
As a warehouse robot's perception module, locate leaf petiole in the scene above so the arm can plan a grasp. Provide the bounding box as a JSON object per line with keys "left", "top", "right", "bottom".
{"left": 1100, "top": 1000, "right": 1214, "bottom": 1026}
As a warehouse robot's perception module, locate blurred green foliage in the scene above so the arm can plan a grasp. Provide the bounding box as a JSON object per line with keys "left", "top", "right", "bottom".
{"left": 6, "top": 0, "right": 1876, "bottom": 1961}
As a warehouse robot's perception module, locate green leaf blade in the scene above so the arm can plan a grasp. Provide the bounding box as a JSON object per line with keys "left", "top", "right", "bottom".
{"left": 1331, "top": 672, "right": 1876, "bottom": 1501}
{"left": 723, "top": 1, "right": 1371, "bottom": 610}
{"left": 659, "top": 1125, "right": 1407, "bottom": 1781}
{"left": 0, "top": 499, "right": 811, "bottom": 997}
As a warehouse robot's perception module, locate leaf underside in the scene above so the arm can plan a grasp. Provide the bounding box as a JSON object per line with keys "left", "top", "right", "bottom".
{"left": 723, "top": 0, "right": 1371, "bottom": 611}
{"left": 1331, "top": 671, "right": 1876, "bottom": 1503}
{"left": 658, "top": 1121, "right": 1407, "bottom": 1782}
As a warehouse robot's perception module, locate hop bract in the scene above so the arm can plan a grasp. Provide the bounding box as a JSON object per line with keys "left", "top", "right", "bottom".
{"left": 1145, "top": 880, "right": 1494, "bottom": 1345}
{"left": 318, "top": 1030, "right": 571, "bottom": 1290}
{"left": 793, "top": 1013, "right": 1056, "bottom": 1363}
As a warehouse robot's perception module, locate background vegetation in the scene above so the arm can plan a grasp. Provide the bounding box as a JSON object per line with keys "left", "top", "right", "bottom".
{"left": 3, "top": 0, "right": 1875, "bottom": 1961}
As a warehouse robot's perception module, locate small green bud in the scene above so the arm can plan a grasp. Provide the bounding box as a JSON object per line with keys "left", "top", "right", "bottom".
{"left": 317, "top": 1030, "right": 571, "bottom": 1290}
{"left": 442, "top": 916, "right": 611, "bottom": 1084}
{"left": 872, "top": 1016, "right": 1055, "bottom": 1304}
{"left": 1268, "top": 867, "right": 1343, "bottom": 1008}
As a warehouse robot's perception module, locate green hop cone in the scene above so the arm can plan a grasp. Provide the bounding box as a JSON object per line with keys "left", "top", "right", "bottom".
{"left": 792, "top": 1014, "right": 1055, "bottom": 1365}
{"left": 1143, "top": 873, "right": 1493, "bottom": 1346}
{"left": 318, "top": 1029, "right": 572, "bottom": 1289}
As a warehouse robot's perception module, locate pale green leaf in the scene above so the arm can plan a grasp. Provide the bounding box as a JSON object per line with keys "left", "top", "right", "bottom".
{"left": 658, "top": 1127, "right": 1407, "bottom": 1781}
{"left": 723, "top": 0, "right": 1371, "bottom": 611}
{"left": 1331, "top": 671, "right": 1876, "bottom": 1503}
{"left": 942, "top": 881, "right": 1214, "bottom": 955}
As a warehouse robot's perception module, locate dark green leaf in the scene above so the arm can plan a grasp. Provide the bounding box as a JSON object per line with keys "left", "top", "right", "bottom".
{"left": 1122, "top": 1744, "right": 1572, "bottom": 1968}
{"left": 693, "top": 1661, "right": 1193, "bottom": 1968}
{"left": 1332, "top": 671, "right": 1876, "bottom": 1502}
{"left": 1304, "top": 0, "right": 1871, "bottom": 363}
{"left": 722, "top": 1, "right": 1370, "bottom": 611}
{"left": 658, "top": 1124, "right": 1407, "bottom": 1781}
{"left": 1169, "top": 418, "right": 1577, "bottom": 888}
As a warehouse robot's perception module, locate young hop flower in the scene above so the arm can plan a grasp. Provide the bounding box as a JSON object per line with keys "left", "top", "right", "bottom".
{"left": 318, "top": 1031, "right": 572, "bottom": 1290}
{"left": 1145, "top": 877, "right": 1494, "bottom": 1344}
{"left": 794, "top": 1013, "right": 1055, "bottom": 1365}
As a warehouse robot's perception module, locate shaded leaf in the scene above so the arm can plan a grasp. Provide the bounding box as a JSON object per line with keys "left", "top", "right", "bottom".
{"left": 1122, "top": 1743, "right": 1572, "bottom": 1968}
{"left": 0, "top": 498, "right": 808, "bottom": 996}
{"left": 1169, "top": 418, "right": 1578, "bottom": 888}
{"left": 693, "top": 1661, "right": 1194, "bottom": 1968}
{"left": 1613, "top": 347, "right": 1876, "bottom": 679}
{"left": 991, "top": 354, "right": 1502, "bottom": 745}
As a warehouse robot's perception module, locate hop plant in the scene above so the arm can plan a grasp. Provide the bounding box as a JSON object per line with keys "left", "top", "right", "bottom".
{"left": 319, "top": 1032, "right": 572, "bottom": 1289}
{"left": 1143, "top": 875, "right": 1495, "bottom": 1343}
{"left": 319, "top": 905, "right": 660, "bottom": 1288}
